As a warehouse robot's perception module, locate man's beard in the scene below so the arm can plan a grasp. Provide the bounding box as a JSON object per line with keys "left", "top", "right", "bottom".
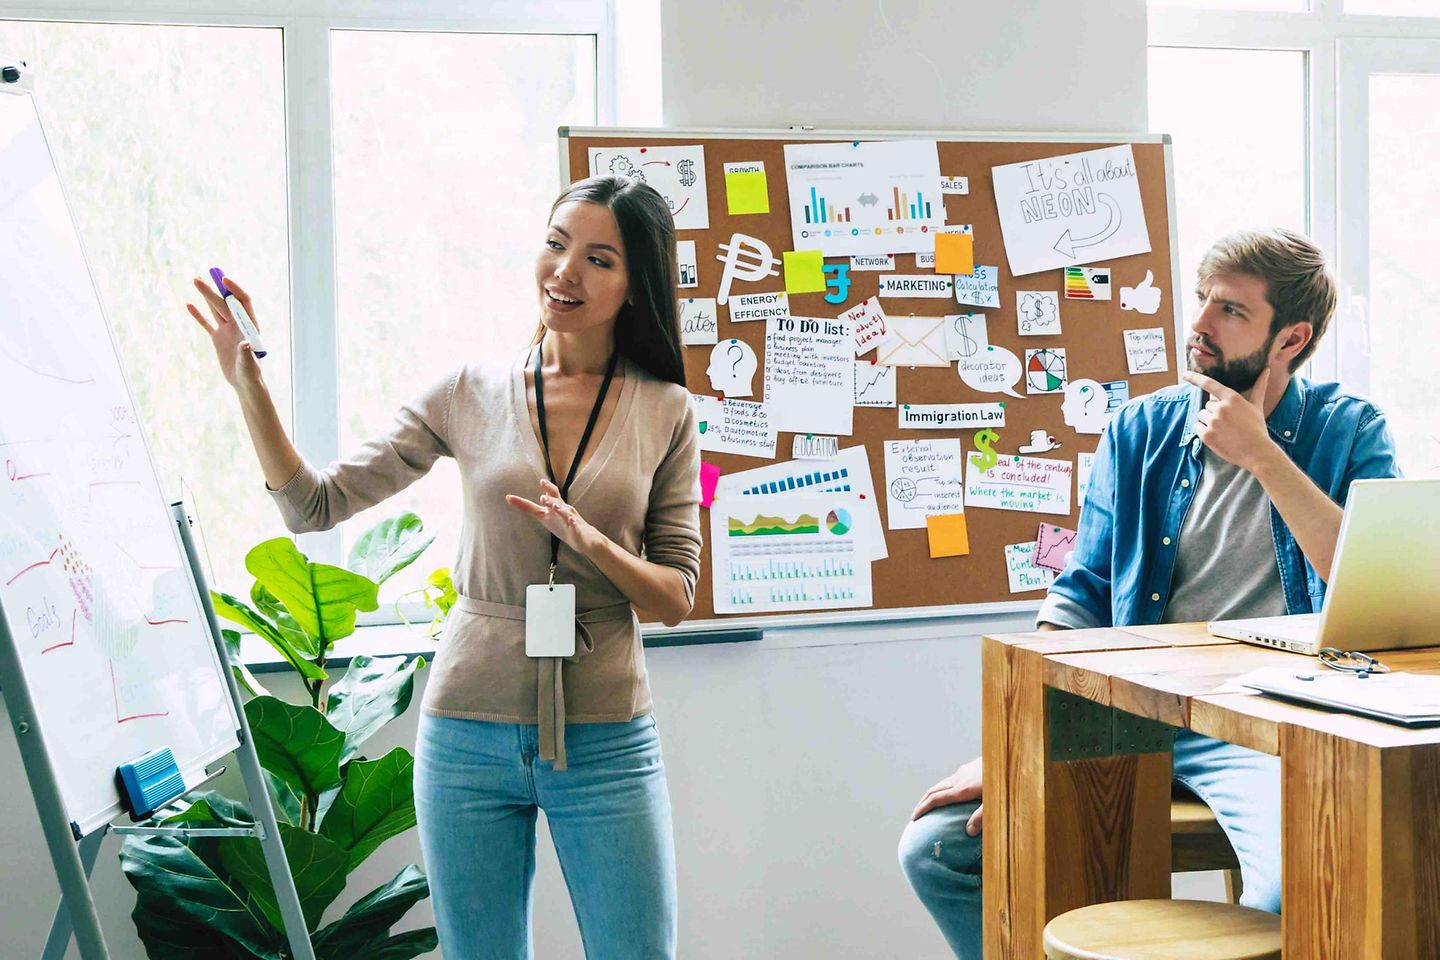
{"left": 1188, "top": 332, "right": 1275, "bottom": 393}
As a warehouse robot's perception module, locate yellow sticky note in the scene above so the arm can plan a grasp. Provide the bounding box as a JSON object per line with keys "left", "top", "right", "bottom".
{"left": 783, "top": 250, "right": 826, "bottom": 294}
{"left": 935, "top": 232, "right": 975, "bottom": 275}
{"left": 926, "top": 514, "right": 970, "bottom": 558}
{"left": 725, "top": 170, "right": 770, "bottom": 215}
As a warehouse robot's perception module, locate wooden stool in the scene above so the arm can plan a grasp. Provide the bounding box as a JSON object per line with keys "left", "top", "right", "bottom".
{"left": 1043, "top": 899, "right": 1281, "bottom": 959}
{"left": 1170, "top": 784, "right": 1243, "bottom": 903}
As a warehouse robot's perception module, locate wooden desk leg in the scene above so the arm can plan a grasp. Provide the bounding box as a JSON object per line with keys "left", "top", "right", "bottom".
{"left": 1281, "top": 728, "right": 1440, "bottom": 959}
{"left": 982, "top": 638, "right": 1172, "bottom": 960}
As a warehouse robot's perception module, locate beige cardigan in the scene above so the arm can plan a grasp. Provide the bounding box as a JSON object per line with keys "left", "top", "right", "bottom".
{"left": 268, "top": 351, "right": 702, "bottom": 767}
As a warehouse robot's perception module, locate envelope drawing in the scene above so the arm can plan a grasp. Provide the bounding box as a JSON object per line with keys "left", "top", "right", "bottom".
{"left": 875, "top": 316, "right": 950, "bottom": 367}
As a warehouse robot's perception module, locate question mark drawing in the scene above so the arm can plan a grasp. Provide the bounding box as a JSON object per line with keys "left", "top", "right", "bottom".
{"left": 1062, "top": 378, "right": 1108, "bottom": 434}
{"left": 706, "top": 338, "right": 757, "bottom": 398}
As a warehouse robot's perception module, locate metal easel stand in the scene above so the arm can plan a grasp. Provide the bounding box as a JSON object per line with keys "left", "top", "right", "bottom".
{"left": 23, "top": 504, "right": 317, "bottom": 960}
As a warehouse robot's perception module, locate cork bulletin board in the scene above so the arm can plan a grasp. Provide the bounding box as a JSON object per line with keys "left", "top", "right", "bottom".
{"left": 559, "top": 128, "right": 1181, "bottom": 630}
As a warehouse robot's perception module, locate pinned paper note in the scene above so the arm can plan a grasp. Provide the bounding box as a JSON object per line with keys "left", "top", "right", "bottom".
{"left": 677, "top": 240, "right": 699, "bottom": 288}
{"left": 990, "top": 144, "right": 1150, "bottom": 276}
{"left": 793, "top": 435, "right": 840, "bottom": 460}
{"left": 783, "top": 250, "right": 826, "bottom": 294}
{"left": 1018, "top": 429, "right": 1061, "bottom": 454}
{"left": 851, "top": 255, "right": 895, "bottom": 271}
{"left": 700, "top": 461, "right": 722, "bottom": 508}
{"left": 1034, "top": 524, "right": 1077, "bottom": 573}
{"left": 1102, "top": 379, "right": 1129, "bottom": 413}
{"left": 1077, "top": 451, "right": 1096, "bottom": 506}
{"left": 1064, "top": 266, "right": 1112, "bottom": 300}
{"left": 875, "top": 316, "right": 949, "bottom": 367}
{"left": 940, "top": 175, "right": 969, "bottom": 195}
{"left": 899, "top": 403, "right": 1005, "bottom": 430}
{"left": 935, "top": 229, "right": 975, "bottom": 275}
{"left": 844, "top": 296, "right": 889, "bottom": 357}
{"left": 1062, "top": 378, "right": 1108, "bottom": 434}
{"left": 719, "top": 447, "right": 887, "bottom": 560}
{"left": 944, "top": 313, "right": 989, "bottom": 361}
{"left": 729, "top": 291, "right": 790, "bottom": 324}
{"left": 1123, "top": 328, "right": 1168, "bottom": 374}
{"left": 691, "top": 395, "right": 776, "bottom": 458}
{"left": 1005, "top": 542, "right": 1055, "bottom": 593}
{"left": 707, "top": 339, "right": 758, "bottom": 398}
{"left": 884, "top": 438, "right": 966, "bottom": 530}
{"left": 854, "top": 361, "right": 897, "bottom": 408}
{"left": 958, "top": 344, "right": 1023, "bottom": 398}
{"left": 954, "top": 264, "right": 1001, "bottom": 309}
{"left": 927, "top": 514, "right": 970, "bottom": 558}
{"left": 966, "top": 454, "right": 1073, "bottom": 515}
{"left": 679, "top": 297, "right": 718, "bottom": 346}
{"left": 1017, "top": 291, "right": 1061, "bottom": 336}
{"left": 878, "top": 274, "right": 953, "bottom": 298}
{"left": 1120, "top": 270, "right": 1163, "bottom": 315}
{"left": 1025, "top": 348, "right": 1068, "bottom": 394}
{"left": 785, "top": 139, "right": 945, "bottom": 257}
{"left": 589, "top": 144, "right": 710, "bottom": 230}
{"left": 715, "top": 232, "right": 781, "bottom": 304}
{"left": 764, "top": 316, "right": 855, "bottom": 436}
{"left": 724, "top": 161, "right": 769, "bottom": 215}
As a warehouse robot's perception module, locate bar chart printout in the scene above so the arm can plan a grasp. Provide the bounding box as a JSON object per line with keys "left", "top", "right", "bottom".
{"left": 710, "top": 493, "right": 874, "bottom": 614}
{"left": 785, "top": 139, "right": 945, "bottom": 257}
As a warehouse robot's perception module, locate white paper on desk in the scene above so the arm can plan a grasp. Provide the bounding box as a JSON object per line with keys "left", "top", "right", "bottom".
{"left": 884, "top": 438, "right": 966, "bottom": 530}
{"left": 764, "top": 316, "right": 855, "bottom": 435}
{"left": 710, "top": 492, "right": 873, "bottom": 614}
{"left": 1227, "top": 668, "right": 1440, "bottom": 720}
{"left": 717, "top": 446, "right": 887, "bottom": 560}
{"left": 966, "top": 454, "right": 1073, "bottom": 515}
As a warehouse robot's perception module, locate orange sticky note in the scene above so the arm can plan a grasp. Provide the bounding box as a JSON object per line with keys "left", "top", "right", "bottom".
{"left": 935, "top": 232, "right": 975, "bottom": 275}
{"left": 783, "top": 250, "right": 826, "bottom": 294}
{"left": 926, "top": 513, "right": 970, "bottom": 558}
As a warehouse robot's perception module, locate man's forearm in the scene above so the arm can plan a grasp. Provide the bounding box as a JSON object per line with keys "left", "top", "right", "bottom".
{"left": 1250, "top": 446, "right": 1343, "bottom": 581}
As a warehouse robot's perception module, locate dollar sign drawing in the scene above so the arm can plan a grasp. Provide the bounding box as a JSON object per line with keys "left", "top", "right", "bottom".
{"left": 677, "top": 159, "right": 696, "bottom": 187}
{"left": 955, "top": 315, "right": 980, "bottom": 358}
{"left": 972, "top": 428, "right": 1000, "bottom": 472}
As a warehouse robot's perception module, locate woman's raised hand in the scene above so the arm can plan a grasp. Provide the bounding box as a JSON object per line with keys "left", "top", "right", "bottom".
{"left": 187, "top": 275, "right": 263, "bottom": 394}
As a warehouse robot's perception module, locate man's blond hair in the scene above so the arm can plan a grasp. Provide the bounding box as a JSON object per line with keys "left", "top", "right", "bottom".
{"left": 1197, "top": 227, "right": 1336, "bottom": 372}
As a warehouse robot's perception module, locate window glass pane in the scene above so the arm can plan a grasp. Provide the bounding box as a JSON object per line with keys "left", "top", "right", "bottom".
{"left": 1147, "top": 47, "right": 1307, "bottom": 307}
{"left": 0, "top": 20, "right": 291, "bottom": 596}
{"left": 332, "top": 31, "right": 596, "bottom": 604}
{"left": 1346, "top": 0, "right": 1440, "bottom": 14}
{"left": 1368, "top": 74, "right": 1440, "bottom": 477}
{"left": 1149, "top": 0, "right": 1308, "bottom": 12}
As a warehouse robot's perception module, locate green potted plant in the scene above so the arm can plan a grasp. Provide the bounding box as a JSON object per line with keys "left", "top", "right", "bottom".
{"left": 119, "top": 513, "right": 439, "bottom": 959}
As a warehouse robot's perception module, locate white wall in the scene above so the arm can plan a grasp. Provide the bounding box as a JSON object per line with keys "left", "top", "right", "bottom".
{"left": 0, "top": 2, "right": 1152, "bottom": 957}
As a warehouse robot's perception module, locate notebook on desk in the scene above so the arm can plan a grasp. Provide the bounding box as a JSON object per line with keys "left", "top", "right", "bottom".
{"left": 1231, "top": 667, "right": 1440, "bottom": 727}
{"left": 1207, "top": 478, "right": 1440, "bottom": 655}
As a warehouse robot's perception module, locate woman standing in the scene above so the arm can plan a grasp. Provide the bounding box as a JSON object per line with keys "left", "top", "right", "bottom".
{"left": 188, "top": 176, "right": 701, "bottom": 959}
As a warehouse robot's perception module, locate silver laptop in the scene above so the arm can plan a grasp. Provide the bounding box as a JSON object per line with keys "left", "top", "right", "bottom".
{"left": 1208, "top": 478, "right": 1439, "bottom": 654}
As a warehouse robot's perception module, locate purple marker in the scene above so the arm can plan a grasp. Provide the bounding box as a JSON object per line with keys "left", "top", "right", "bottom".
{"left": 209, "top": 267, "right": 267, "bottom": 358}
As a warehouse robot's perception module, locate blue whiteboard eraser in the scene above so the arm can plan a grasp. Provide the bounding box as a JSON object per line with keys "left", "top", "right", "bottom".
{"left": 116, "top": 747, "right": 185, "bottom": 820}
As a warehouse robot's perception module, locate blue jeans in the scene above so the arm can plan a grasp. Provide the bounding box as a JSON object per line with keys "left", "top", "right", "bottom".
{"left": 897, "top": 730, "right": 1281, "bottom": 959}
{"left": 414, "top": 713, "right": 677, "bottom": 960}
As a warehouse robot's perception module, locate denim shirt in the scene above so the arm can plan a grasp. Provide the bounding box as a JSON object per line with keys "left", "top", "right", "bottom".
{"left": 1046, "top": 376, "right": 1401, "bottom": 629}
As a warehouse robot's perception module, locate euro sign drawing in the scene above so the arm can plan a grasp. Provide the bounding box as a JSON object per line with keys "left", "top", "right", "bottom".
{"left": 714, "top": 233, "right": 780, "bottom": 305}
{"left": 972, "top": 428, "right": 1000, "bottom": 472}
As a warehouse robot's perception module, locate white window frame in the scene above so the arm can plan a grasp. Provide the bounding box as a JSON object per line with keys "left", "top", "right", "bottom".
{"left": 0, "top": 0, "right": 615, "bottom": 587}
{"left": 1149, "top": 0, "right": 1440, "bottom": 384}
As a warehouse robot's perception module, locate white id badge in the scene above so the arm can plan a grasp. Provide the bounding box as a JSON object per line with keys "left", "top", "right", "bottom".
{"left": 525, "top": 583, "right": 576, "bottom": 657}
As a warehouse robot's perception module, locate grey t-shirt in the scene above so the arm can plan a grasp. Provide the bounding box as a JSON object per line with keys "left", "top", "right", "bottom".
{"left": 1037, "top": 448, "right": 1287, "bottom": 628}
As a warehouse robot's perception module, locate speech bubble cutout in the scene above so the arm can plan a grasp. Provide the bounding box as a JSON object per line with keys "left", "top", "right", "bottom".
{"left": 959, "top": 344, "right": 1023, "bottom": 399}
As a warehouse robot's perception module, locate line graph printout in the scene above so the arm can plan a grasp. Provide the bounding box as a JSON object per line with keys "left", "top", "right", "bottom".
{"left": 0, "top": 89, "right": 238, "bottom": 834}
{"left": 710, "top": 492, "right": 873, "bottom": 614}
{"left": 784, "top": 139, "right": 945, "bottom": 257}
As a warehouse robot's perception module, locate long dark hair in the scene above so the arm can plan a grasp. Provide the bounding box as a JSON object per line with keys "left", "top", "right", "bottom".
{"left": 541, "top": 175, "right": 686, "bottom": 386}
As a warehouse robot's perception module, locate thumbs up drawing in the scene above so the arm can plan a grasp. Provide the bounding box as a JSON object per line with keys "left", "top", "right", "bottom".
{"left": 1120, "top": 270, "right": 1163, "bottom": 315}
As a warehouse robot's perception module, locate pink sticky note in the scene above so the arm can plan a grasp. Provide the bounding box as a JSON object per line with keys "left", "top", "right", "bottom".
{"left": 1034, "top": 524, "right": 1077, "bottom": 573}
{"left": 700, "top": 461, "right": 721, "bottom": 508}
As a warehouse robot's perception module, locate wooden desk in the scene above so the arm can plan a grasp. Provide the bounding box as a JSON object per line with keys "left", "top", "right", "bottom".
{"left": 981, "top": 623, "right": 1440, "bottom": 959}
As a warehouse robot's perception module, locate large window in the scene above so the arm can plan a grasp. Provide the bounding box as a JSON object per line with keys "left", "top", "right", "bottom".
{"left": 0, "top": 3, "right": 613, "bottom": 612}
{"left": 1149, "top": 1, "right": 1440, "bottom": 478}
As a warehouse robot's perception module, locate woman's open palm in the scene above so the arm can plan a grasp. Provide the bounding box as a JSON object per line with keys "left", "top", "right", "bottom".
{"left": 186, "top": 275, "right": 262, "bottom": 392}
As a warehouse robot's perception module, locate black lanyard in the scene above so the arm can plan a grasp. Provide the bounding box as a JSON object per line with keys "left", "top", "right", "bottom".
{"left": 534, "top": 339, "right": 620, "bottom": 575}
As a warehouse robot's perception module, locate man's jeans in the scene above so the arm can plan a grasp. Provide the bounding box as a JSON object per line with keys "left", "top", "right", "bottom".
{"left": 897, "top": 730, "right": 1281, "bottom": 959}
